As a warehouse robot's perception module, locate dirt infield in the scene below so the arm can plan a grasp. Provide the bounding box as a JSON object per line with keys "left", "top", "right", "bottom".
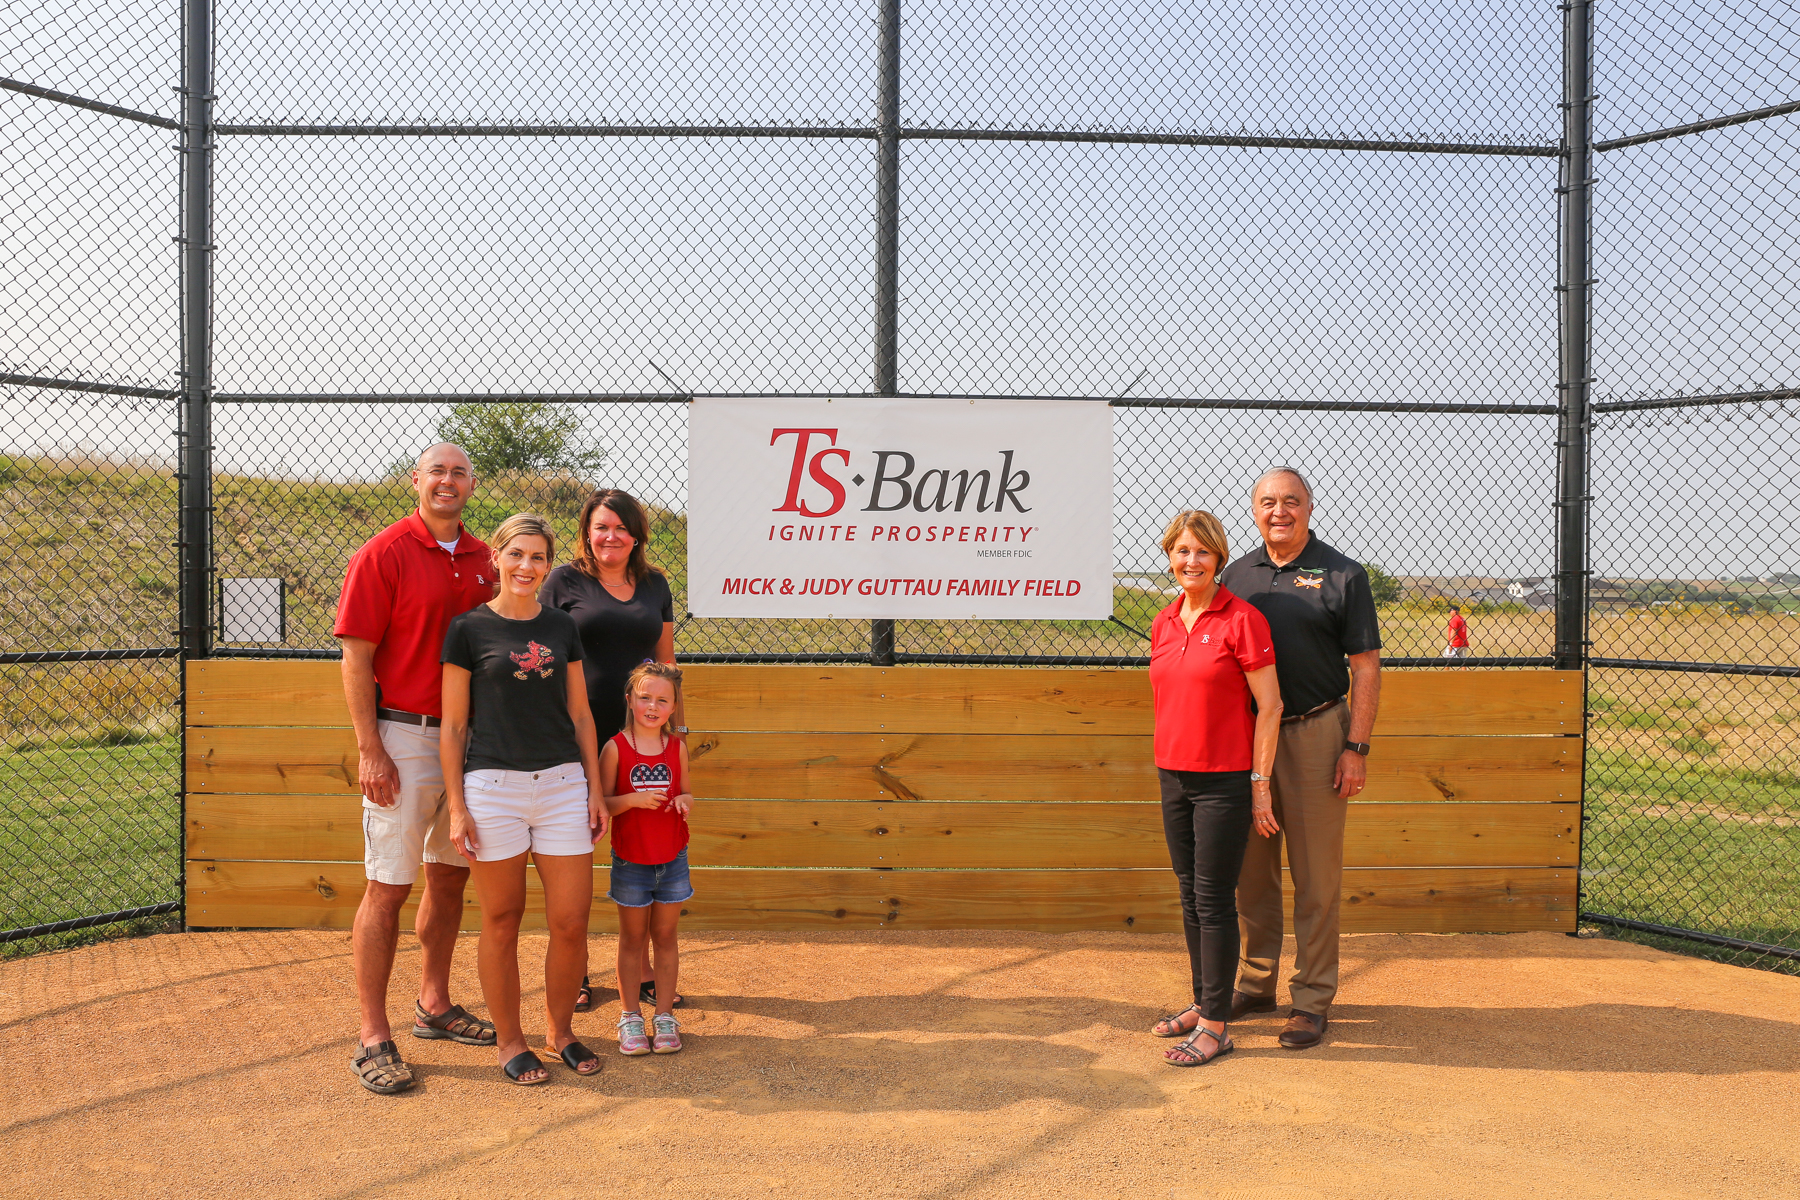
{"left": 2, "top": 929, "right": 1795, "bottom": 1199}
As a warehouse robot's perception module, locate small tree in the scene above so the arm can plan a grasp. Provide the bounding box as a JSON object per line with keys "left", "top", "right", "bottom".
{"left": 1363, "top": 562, "right": 1402, "bottom": 606}
{"left": 435, "top": 402, "right": 606, "bottom": 479}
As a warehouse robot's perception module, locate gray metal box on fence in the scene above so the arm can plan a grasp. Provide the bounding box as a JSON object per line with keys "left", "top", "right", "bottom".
{"left": 218, "top": 578, "right": 286, "bottom": 644}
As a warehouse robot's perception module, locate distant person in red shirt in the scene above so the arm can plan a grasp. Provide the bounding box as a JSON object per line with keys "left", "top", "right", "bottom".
{"left": 1147, "top": 510, "right": 1284, "bottom": 1068}
{"left": 600, "top": 662, "right": 694, "bottom": 1057}
{"left": 1445, "top": 606, "right": 1470, "bottom": 665}
{"left": 333, "top": 443, "right": 496, "bottom": 1095}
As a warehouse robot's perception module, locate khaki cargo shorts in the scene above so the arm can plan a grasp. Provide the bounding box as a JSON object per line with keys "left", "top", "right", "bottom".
{"left": 362, "top": 719, "right": 459, "bottom": 885}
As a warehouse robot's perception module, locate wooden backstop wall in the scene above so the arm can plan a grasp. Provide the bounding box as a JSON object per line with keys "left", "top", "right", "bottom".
{"left": 184, "top": 663, "right": 1580, "bottom": 933}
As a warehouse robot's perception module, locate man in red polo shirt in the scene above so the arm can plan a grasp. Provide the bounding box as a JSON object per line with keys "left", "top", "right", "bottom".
{"left": 334, "top": 442, "right": 497, "bottom": 1094}
{"left": 1445, "top": 605, "right": 1470, "bottom": 665}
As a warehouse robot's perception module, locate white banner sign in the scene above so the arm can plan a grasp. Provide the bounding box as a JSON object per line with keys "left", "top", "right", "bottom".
{"left": 687, "top": 397, "right": 1114, "bottom": 619}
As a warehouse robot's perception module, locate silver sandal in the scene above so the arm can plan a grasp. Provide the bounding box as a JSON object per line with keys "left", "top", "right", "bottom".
{"left": 1151, "top": 1004, "right": 1201, "bottom": 1038}
{"left": 1164, "top": 1024, "right": 1233, "bottom": 1067}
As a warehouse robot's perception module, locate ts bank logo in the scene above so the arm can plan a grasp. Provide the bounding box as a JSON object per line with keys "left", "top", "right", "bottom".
{"left": 770, "top": 428, "right": 1034, "bottom": 518}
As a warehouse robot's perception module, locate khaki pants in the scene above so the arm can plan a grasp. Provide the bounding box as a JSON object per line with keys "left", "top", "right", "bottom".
{"left": 1236, "top": 701, "right": 1350, "bottom": 1016}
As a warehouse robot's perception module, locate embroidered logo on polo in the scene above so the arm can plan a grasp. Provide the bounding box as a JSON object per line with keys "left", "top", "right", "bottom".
{"left": 1295, "top": 569, "right": 1325, "bottom": 590}
{"left": 509, "top": 640, "right": 556, "bottom": 679}
{"left": 629, "top": 762, "right": 672, "bottom": 794}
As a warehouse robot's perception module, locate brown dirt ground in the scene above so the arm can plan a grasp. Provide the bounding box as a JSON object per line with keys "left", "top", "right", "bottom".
{"left": 2, "top": 929, "right": 1795, "bottom": 1199}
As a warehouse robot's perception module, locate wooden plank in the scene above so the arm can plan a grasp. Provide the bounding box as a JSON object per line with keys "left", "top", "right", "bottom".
{"left": 1372, "top": 670, "right": 1583, "bottom": 736}
{"left": 191, "top": 794, "right": 1576, "bottom": 870}
{"left": 189, "top": 660, "right": 1581, "bottom": 737}
{"left": 186, "top": 861, "right": 1575, "bottom": 934}
{"left": 185, "top": 662, "right": 1156, "bottom": 734}
{"left": 188, "top": 726, "right": 361, "bottom": 793}
{"left": 184, "top": 858, "right": 614, "bottom": 933}
{"left": 689, "top": 731, "right": 1152, "bottom": 801}
{"left": 188, "top": 793, "right": 369, "bottom": 862}
{"left": 1340, "top": 803, "right": 1577, "bottom": 868}
{"left": 685, "top": 666, "right": 1153, "bottom": 735}
{"left": 695, "top": 801, "right": 1579, "bottom": 870}
{"left": 187, "top": 659, "right": 346, "bottom": 726}
{"left": 688, "top": 731, "right": 1577, "bottom": 804}
{"left": 187, "top": 727, "right": 1578, "bottom": 804}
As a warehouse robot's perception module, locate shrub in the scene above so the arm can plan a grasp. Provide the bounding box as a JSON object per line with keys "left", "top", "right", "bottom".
{"left": 1364, "top": 562, "right": 1401, "bottom": 605}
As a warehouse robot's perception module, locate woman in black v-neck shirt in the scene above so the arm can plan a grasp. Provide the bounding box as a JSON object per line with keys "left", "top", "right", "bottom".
{"left": 542, "top": 490, "right": 678, "bottom": 738}
{"left": 541, "top": 488, "right": 683, "bottom": 1009}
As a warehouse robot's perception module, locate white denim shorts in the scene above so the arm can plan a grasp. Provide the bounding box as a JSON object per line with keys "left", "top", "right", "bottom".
{"left": 461, "top": 761, "right": 593, "bottom": 860}
{"left": 362, "top": 719, "right": 460, "bottom": 885}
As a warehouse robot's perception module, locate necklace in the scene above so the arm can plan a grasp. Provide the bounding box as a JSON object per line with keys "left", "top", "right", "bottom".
{"left": 627, "top": 728, "right": 666, "bottom": 757}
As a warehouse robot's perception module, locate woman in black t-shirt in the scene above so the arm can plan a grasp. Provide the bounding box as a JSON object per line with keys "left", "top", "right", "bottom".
{"left": 542, "top": 489, "right": 679, "bottom": 738}
{"left": 542, "top": 488, "right": 684, "bottom": 1010}
{"left": 441, "top": 513, "right": 607, "bottom": 1085}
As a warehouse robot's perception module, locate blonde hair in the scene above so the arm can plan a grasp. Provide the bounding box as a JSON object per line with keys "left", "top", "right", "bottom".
{"left": 488, "top": 512, "right": 557, "bottom": 567}
{"left": 1160, "top": 509, "right": 1230, "bottom": 563}
{"left": 623, "top": 661, "right": 684, "bottom": 736}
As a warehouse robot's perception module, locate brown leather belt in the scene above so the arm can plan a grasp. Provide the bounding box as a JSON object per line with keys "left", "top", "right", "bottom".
{"left": 377, "top": 707, "right": 442, "bottom": 729}
{"left": 1281, "top": 696, "right": 1344, "bottom": 724}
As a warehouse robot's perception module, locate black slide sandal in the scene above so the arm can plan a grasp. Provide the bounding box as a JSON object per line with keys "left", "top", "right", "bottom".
{"left": 554, "top": 1041, "right": 602, "bottom": 1076}
{"left": 640, "top": 981, "right": 685, "bottom": 1009}
{"left": 503, "top": 1051, "right": 549, "bottom": 1085}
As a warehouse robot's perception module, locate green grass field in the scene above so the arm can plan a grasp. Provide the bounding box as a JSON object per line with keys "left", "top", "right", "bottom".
{"left": 1583, "top": 754, "right": 1800, "bottom": 973}
{"left": 0, "top": 737, "right": 180, "bottom": 957}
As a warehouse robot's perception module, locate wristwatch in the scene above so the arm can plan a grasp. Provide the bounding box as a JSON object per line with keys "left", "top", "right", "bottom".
{"left": 674, "top": 726, "right": 690, "bottom": 734}
{"left": 1344, "top": 740, "right": 1370, "bottom": 756}
{"left": 1249, "top": 771, "right": 1271, "bottom": 782}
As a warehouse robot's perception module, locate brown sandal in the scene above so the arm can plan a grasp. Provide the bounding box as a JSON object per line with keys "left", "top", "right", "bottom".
{"left": 352, "top": 1039, "right": 416, "bottom": 1094}
{"left": 412, "top": 1001, "right": 497, "bottom": 1046}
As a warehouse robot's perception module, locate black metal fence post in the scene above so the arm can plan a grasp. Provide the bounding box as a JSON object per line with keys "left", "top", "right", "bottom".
{"left": 869, "top": 0, "right": 901, "bottom": 667}
{"left": 177, "top": 0, "right": 216, "bottom": 933}
{"left": 178, "top": 0, "right": 215, "bottom": 665}
{"left": 1555, "top": 0, "right": 1592, "bottom": 672}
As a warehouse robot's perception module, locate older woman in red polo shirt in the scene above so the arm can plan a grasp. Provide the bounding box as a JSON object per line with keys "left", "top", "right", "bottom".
{"left": 1148, "top": 510, "right": 1284, "bottom": 1066}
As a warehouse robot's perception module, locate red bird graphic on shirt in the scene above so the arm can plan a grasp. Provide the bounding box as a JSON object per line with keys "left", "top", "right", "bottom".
{"left": 510, "top": 641, "right": 556, "bottom": 680}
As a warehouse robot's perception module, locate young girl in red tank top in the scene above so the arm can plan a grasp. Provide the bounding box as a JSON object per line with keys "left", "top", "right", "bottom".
{"left": 598, "top": 662, "right": 693, "bottom": 1055}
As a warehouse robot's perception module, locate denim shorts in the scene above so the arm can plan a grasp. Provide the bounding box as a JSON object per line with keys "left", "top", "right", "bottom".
{"left": 607, "top": 847, "right": 694, "bottom": 908}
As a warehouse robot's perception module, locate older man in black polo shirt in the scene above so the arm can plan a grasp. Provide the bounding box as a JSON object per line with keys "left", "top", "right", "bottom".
{"left": 1218, "top": 467, "right": 1381, "bottom": 1049}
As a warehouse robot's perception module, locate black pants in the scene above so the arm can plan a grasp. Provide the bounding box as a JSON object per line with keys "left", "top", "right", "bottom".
{"left": 1158, "top": 768, "right": 1254, "bottom": 1022}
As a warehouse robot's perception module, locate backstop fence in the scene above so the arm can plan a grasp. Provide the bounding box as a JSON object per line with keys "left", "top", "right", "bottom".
{"left": 3, "top": 1, "right": 1795, "bottom": 966}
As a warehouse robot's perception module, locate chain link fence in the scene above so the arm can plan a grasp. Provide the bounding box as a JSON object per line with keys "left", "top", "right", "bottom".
{"left": 1581, "top": 2, "right": 1800, "bottom": 971}
{"left": 2, "top": 0, "right": 184, "bottom": 955}
{"left": 2, "top": 2, "right": 1794, "bottom": 968}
